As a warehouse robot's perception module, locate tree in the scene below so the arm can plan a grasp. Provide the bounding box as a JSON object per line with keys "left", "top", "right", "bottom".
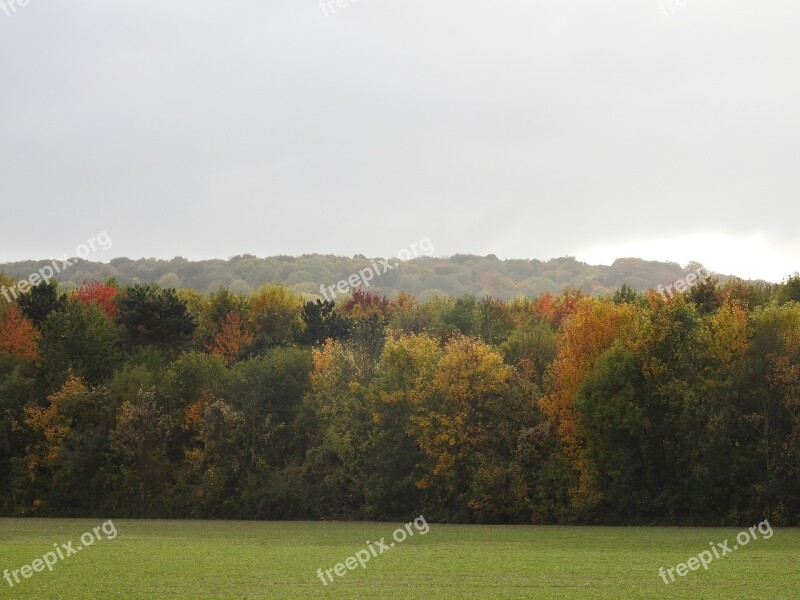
{"left": 476, "top": 296, "right": 514, "bottom": 346}
{"left": 305, "top": 338, "right": 375, "bottom": 518}
{"left": 340, "top": 289, "right": 391, "bottom": 321}
{"left": 747, "top": 303, "right": 800, "bottom": 522}
{"left": 17, "top": 281, "right": 66, "bottom": 327}
{"left": 75, "top": 280, "right": 119, "bottom": 320}
{"left": 40, "top": 301, "right": 121, "bottom": 388}
{"left": 109, "top": 387, "right": 173, "bottom": 516}
{"left": 768, "top": 329, "right": 800, "bottom": 516}
{"left": 161, "top": 351, "right": 229, "bottom": 414}
{"left": 196, "top": 286, "right": 243, "bottom": 347}
{"left": 182, "top": 391, "right": 245, "bottom": 517}
{"left": 540, "top": 298, "right": 641, "bottom": 513}
{"left": 24, "top": 374, "right": 85, "bottom": 486}
{"left": 612, "top": 284, "right": 644, "bottom": 306}
{"left": 407, "top": 335, "right": 513, "bottom": 519}
{"left": 442, "top": 294, "right": 477, "bottom": 336}
{"left": 687, "top": 277, "right": 721, "bottom": 316}
{"left": 23, "top": 373, "right": 113, "bottom": 514}
{"left": 636, "top": 292, "right": 718, "bottom": 522}
{"left": 499, "top": 319, "right": 557, "bottom": 388}
{"left": 777, "top": 273, "right": 800, "bottom": 305}
{"left": 206, "top": 310, "right": 254, "bottom": 366}
{"left": 247, "top": 284, "right": 303, "bottom": 351}
{"left": 534, "top": 288, "right": 583, "bottom": 329}
{"left": 226, "top": 348, "right": 311, "bottom": 517}
{"left": 574, "top": 343, "right": 649, "bottom": 519}
{"left": 368, "top": 334, "right": 441, "bottom": 518}
{"left": 297, "top": 300, "right": 351, "bottom": 346}
{"left": 116, "top": 284, "right": 197, "bottom": 352}
{"left": 0, "top": 304, "right": 40, "bottom": 362}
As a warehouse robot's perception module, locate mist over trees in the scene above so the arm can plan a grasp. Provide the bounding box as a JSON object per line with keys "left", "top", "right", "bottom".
{"left": 0, "top": 255, "right": 771, "bottom": 300}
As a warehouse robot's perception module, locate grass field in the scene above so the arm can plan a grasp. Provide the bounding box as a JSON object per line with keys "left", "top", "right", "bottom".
{"left": 0, "top": 519, "right": 798, "bottom": 599}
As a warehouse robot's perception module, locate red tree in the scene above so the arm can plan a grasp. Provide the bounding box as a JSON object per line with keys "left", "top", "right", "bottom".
{"left": 0, "top": 304, "right": 40, "bottom": 361}
{"left": 75, "top": 280, "right": 119, "bottom": 320}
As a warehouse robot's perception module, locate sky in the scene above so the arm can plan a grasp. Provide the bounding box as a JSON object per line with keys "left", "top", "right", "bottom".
{"left": 0, "top": 0, "right": 797, "bottom": 282}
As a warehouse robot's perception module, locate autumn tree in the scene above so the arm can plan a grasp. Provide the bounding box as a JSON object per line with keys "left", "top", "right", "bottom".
{"left": 340, "top": 289, "right": 391, "bottom": 321}
{"left": 247, "top": 284, "right": 303, "bottom": 351}
{"left": 304, "top": 338, "right": 373, "bottom": 517}
{"left": 407, "top": 335, "right": 515, "bottom": 520}
{"left": 75, "top": 279, "right": 119, "bottom": 320}
{"left": 0, "top": 304, "right": 40, "bottom": 362}
{"left": 368, "top": 334, "right": 441, "bottom": 518}
{"left": 109, "top": 387, "right": 173, "bottom": 516}
{"left": 182, "top": 391, "right": 245, "bottom": 517}
{"left": 207, "top": 310, "right": 254, "bottom": 366}
{"left": 540, "top": 297, "right": 641, "bottom": 513}
{"left": 23, "top": 373, "right": 113, "bottom": 514}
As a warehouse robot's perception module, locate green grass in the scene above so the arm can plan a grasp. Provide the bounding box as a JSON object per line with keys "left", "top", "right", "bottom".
{"left": 0, "top": 519, "right": 798, "bottom": 599}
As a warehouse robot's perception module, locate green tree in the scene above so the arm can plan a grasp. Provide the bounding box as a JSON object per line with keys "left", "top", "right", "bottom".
{"left": 116, "top": 284, "right": 197, "bottom": 352}
{"left": 575, "top": 343, "right": 650, "bottom": 520}
{"left": 687, "top": 277, "right": 721, "bottom": 316}
{"left": 297, "top": 300, "right": 351, "bottom": 346}
{"left": 39, "top": 301, "right": 121, "bottom": 388}
{"left": 442, "top": 294, "right": 477, "bottom": 336}
{"left": 226, "top": 348, "right": 312, "bottom": 518}
{"left": 777, "top": 273, "right": 800, "bottom": 305}
{"left": 18, "top": 281, "right": 66, "bottom": 327}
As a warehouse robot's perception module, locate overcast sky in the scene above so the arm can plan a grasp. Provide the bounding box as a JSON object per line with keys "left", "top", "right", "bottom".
{"left": 0, "top": 1, "right": 797, "bottom": 281}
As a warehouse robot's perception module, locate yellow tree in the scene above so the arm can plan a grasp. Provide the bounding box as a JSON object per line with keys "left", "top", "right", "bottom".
{"left": 368, "top": 333, "right": 441, "bottom": 516}
{"left": 703, "top": 299, "right": 750, "bottom": 374}
{"left": 408, "top": 336, "right": 512, "bottom": 503}
{"left": 540, "top": 297, "right": 641, "bottom": 509}
{"left": 248, "top": 284, "right": 304, "bottom": 349}
{"left": 24, "top": 372, "right": 87, "bottom": 482}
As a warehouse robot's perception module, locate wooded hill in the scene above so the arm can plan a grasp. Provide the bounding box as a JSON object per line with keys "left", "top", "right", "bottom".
{"left": 0, "top": 255, "right": 770, "bottom": 299}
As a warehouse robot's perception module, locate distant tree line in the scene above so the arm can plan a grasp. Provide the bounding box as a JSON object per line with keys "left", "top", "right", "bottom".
{"left": 0, "top": 255, "right": 771, "bottom": 300}
{"left": 0, "top": 271, "right": 799, "bottom": 524}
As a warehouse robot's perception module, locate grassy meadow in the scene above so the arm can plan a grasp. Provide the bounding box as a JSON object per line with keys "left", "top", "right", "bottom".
{"left": 0, "top": 520, "right": 798, "bottom": 599}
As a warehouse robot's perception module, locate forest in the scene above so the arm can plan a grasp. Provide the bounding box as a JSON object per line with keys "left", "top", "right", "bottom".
{"left": 0, "top": 270, "right": 799, "bottom": 526}
{"left": 0, "top": 254, "right": 758, "bottom": 300}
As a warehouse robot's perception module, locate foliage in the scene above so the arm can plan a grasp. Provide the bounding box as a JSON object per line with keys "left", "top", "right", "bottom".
{"left": 116, "top": 283, "right": 196, "bottom": 352}
{"left": 0, "top": 304, "right": 40, "bottom": 362}
{"left": 1, "top": 277, "right": 800, "bottom": 525}
{"left": 17, "top": 281, "right": 66, "bottom": 327}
